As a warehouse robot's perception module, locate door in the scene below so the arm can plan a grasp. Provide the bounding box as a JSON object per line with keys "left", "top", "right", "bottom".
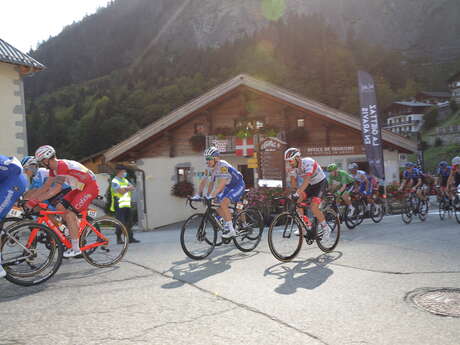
{"left": 238, "top": 164, "right": 254, "bottom": 188}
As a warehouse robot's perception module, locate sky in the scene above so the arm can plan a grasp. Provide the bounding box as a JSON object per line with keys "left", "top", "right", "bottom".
{"left": 1, "top": 0, "right": 113, "bottom": 52}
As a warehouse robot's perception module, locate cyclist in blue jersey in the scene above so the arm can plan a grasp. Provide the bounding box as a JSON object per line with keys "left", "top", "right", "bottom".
{"left": 348, "top": 163, "right": 372, "bottom": 197}
{"left": 436, "top": 161, "right": 451, "bottom": 200}
{"left": 192, "top": 147, "right": 245, "bottom": 238}
{"left": 0, "top": 155, "right": 28, "bottom": 278}
{"left": 399, "top": 162, "right": 427, "bottom": 201}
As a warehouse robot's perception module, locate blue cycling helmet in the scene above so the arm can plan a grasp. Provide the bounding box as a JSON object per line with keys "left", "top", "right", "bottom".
{"left": 405, "top": 162, "right": 415, "bottom": 168}
{"left": 439, "top": 161, "right": 449, "bottom": 168}
{"left": 21, "top": 155, "right": 38, "bottom": 168}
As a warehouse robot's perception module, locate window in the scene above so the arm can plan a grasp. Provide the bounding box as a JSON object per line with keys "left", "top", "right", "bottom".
{"left": 177, "top": 167, "right": 191, "bottom": 183}
{"left": 297, "top": 118, "right": 305, "bottom": 127}
{"left": 256, "top": 120, "right": 264, "bottom": 129}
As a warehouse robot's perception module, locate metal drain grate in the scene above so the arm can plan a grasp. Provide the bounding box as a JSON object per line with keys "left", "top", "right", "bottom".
{"left": 406, "top": 288, "right": 460, "bottom": 317}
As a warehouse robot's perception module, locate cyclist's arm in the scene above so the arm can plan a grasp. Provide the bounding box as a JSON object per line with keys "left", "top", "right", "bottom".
{"left": 447, "top": 171, "right": 455, "bottom": 187}
{"left": 399, "top": 179, "right": 407, "bottom": 190}
{"left": 297, "top": 175, "right": 311, "bottom": 194}
{"left": 289, "top": 175, "right": 297, "bottom": 190}
{"left": 413, "top": 177, "right": 422, "bottom": 189}
{"left": 197, "top": 177, "right": 208, "bottom": 196}
{"left": 32, "top": 176, "right": 64, "bottom": 202}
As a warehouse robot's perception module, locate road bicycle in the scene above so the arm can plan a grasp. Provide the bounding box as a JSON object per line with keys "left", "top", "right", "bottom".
{"left": 401, "top": 190, "right": 429, "bottom": 224}
{"left": 180, "top": 197, "right": 264, "bottom": 260}
{"left": 267, "top": 195, "right": 340, "bottom": 262}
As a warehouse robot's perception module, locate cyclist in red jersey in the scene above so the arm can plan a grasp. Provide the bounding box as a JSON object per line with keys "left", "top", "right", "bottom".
{"left": 26, "top": 145, "right": 99, "bottom": 257}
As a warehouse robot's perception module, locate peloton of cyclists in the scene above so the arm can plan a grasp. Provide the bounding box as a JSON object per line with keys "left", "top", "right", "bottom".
{"left": 192, "top": 146, "right": 245, "bottom": 239}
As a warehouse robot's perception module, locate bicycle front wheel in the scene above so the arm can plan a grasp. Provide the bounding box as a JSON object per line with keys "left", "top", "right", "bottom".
{"left": 401, "top": 198, "right": 413, "bottom": 224}
{"left": 232, "top": 207, "right": 263, "bottom": 252}
{"left": 418, "top": 199, "right": 429, "bottom": 222}
{"left": 1, "top": 221, "right": 63, "bottom": 286}
{"left": 180, "top": 213, "right": 216, "bottom": 260}
{"left": 268, "top": 212, "right": 303, "bottom": 262}
{"left": 80, "top": 216, "right": 129, "bottom": 268}
{"left": 439, "top": 199, "right": 447, "bottom": 220}
{"left": 370, "top": 201, "right": 384, "bottom": 223}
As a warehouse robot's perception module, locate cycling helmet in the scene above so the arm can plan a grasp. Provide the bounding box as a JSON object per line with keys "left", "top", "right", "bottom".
{"left": 348, "top": 163, "right": 359, "bottom": 170}
{"left": 284, "top": 148, "right": 301, "bottom": 161}
{"left": 452, "top": 156, "right": 460, "bottom": 166}
{"left": 439, "top": 161, "right": 449, "bottom": 168}
{"left": 21, "top": 156, "right": 38, "bottom": 168}
{"left": 35, "top": 145, "right": 56, "bottom": 162}
{"left": 204, "top": 146, "right": 220, "bottom": 159}
{"left": 327, "top": 163, "right": 338, "bottom": 172}
{"left": 405, "top": 162, "right": 416, "bottom": 168}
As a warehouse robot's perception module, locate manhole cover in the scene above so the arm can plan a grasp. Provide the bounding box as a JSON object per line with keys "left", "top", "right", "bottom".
{"left": 406, "top": 288, "right": 460, "bottom": 317}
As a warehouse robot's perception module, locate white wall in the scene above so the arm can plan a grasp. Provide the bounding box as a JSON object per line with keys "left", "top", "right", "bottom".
{"left": 0, "top": 63, "right": 28, "bottom": 157}
{"left": 137, "top": 155, "right": 206, "bottom": 229}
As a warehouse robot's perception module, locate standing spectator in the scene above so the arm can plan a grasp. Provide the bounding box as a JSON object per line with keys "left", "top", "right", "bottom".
{"left": 110, "top": 165, "right": 140, "bottom": 243}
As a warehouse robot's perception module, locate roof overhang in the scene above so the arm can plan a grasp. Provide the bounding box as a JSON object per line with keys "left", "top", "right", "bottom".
{"left": 105, "top": 74, "right": 417, "bottom": 161}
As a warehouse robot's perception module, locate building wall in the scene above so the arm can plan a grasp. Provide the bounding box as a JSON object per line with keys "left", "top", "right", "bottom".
{"left": 0, "top": 63, "right": 28, "bottom": 157}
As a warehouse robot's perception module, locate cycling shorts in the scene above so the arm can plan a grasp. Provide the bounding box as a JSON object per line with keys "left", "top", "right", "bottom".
{"left": 61, "top": 182, "right": 99, "bottom": 212}
{"left": 216, "top": 182, "right": 245, "bottom": 204}
{"left": 440, "top": 176, "right": 449, "bottom": 188}
{"left": 48, "top": 187, "right": 72, "bottom": 207}
{"left": 0, "top": 174, "right": 27, "bottom": 220}
{"left": 302, "top": 178, "right": 328, "bottom": 205}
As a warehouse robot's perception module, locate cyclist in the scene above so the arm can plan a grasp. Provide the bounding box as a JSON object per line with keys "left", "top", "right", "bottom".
{"left": 21, "top": 156, "right": 47, "bottom": 198}
{"left": 348, "top": 163, "right": 373, "bottom": 198}
{"left": 26, "top": 145, "right": 99, "bottom": 257}
{"left": 435, "top": 161, "right": 451, "bottom": 203}
{"left": 192, "top": 147, "right": 245, "bottom": 238}
{"left": 399, "top": 162, "right": 426, "bottom": 201}
{"left": 447, "top": 157, "right": 460, "bottom": 207}
{"left": 0, "top": 155, "right": 28, "bottom": 278}
{"left": 327, "top": 163, "right": 355, "bottom": 214}
{"left": 284, "top": 148, "right": 331, "bottom": 240}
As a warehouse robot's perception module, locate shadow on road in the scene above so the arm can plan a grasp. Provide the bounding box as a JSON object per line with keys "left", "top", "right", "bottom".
{"left": 263, "top": 252, "right": 342, "bottom": 295}
{"left": 162, "top": 246, "right": 259, "bottom": 289}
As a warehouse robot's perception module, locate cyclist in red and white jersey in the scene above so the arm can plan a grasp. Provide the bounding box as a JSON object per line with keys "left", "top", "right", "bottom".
{"left": 26, "top": 145, "right": 99, "bottom": 257}
{"left": 285, "top": 148, "right": 332, "bottom": 241}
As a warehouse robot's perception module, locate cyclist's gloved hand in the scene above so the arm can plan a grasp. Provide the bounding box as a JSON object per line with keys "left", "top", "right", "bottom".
{"left": 25, "top": 199, "right": 39, "bottom": 209}
{"left": 190, "top": 194, "right": 201, "bottom": 201}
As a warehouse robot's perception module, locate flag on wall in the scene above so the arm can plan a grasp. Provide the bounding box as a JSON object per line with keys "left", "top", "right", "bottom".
{"left": 235, "top": 137, "right": 255, "bottom": 156}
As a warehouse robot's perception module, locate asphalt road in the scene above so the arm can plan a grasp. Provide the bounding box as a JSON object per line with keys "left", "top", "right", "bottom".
{"left": 1, "top": 211, "right": 460, "bottom": 345}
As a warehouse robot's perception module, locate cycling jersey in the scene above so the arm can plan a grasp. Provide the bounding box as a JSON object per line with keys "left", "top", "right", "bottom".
{"left": 287, "top": 157, "right": 326, "bottom": 185}
{"left": 436, "top": 166, "right": 451, "bottom": 178}
{"left": 328, "top": 170, "right": 354, "bottom": 187}
{"left": 205, "top": 160, "right": 244, "bottom": 188}
{"left": 351, "top": 170, "right": 367, "bottom": 182}
{"left": 49, "top": 159, "right": 96, "bottom": 190}
{"left": 29, "top": 167, "right": 49, "bottom": 190}
{"left": 403, "top": 168, "right": 423, "bottom": 182}
{"left": 0, "top": 155, "right": 27, "bottom": 220}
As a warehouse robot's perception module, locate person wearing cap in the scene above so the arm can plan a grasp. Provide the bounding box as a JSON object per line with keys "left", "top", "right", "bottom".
{"left": 191, "top": 146, "right": 245, "bottom": 238}
{"left": 110, "top": 165, "right": 139, "bottom": 243}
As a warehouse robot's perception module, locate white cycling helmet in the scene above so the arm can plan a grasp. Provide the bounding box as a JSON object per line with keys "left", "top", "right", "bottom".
{"left": 204, "top": 146, "right": 220, "bottom": 159}
{"left": 35, "top": 145, "right": 56, "bottom": 162}
{"left": 21, "top": 155, "right": 38, "bottom": 168}
{"left": 348, "top": 162, "right": 359, "bottom": 170}
{"left": 452, "top": 156, "right": 460, "bottom": 166}
{"left": 284, "top": 148, "right": 301, "bottom": 161}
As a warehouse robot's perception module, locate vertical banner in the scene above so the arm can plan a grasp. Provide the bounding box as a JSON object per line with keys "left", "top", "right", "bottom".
{"left": 358, "top": 71, "right": 385, "bottom": 179}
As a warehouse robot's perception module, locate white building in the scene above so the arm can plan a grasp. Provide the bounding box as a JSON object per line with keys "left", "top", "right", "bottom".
{"left": 448, "top": 72, "right": 460, "bottom": 104}
{"left": 384, "top": 101, "right": 432, "bottom": 135}
{"left": 103, "top": 75, "right": 417, "bottom": 229}
{"left": 0, "top": 38, "right": 45, "bottom": 157}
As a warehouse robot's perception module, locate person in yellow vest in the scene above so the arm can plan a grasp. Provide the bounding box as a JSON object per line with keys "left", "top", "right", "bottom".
{"left": 111, "top": 165, "right": 140, "bottom": 243}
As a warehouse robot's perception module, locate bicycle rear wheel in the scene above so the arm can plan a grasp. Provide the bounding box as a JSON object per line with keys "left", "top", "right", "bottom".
{"left": 316, "top": 208, "right": 341, "bottom": 252}
{"left": 267, "top": 212, "right": 303, "bottom": 262}
{"left": 1, "top": 221, "right": 63, "bottom": 286}
{"left": 80, "top": 216, "right": 129, "bottom": 268}
{"left": 344, "top": 205, "right": 357, "bottom": 229}
{"left": 232, "top": 208, "right": 263, "bottom": 252}
{"left": 180, "top": 213, "right": 216, "bottom": 260}
{"left": 401, "top": 197, "right": 413, "bottom": 224}
{"left": 439, "top": 198, "right": 447, "bottom": 220}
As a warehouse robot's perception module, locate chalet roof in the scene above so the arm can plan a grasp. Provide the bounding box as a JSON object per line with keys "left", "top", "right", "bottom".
{"left": 417, "top": 91, "right": 451, "bottom": 98}
{"left": 0, "top": 38, "right": 45, "bottom": 70}
{"left": 104, "top": 74, "right": 417, "bottom": 161}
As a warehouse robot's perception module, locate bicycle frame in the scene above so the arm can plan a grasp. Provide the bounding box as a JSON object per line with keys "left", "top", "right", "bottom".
{"left": 26, "top": 203, "right": 109, "bottom": 252}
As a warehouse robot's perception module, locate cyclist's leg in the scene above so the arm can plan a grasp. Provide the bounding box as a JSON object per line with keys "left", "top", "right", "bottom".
{"left": 217, "top": 183, "right": 245, "bottom": 237}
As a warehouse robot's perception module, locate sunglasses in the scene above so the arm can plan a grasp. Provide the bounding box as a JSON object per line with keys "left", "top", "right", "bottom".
{"left": 205, "top": 157, "right": 215, "bottom": 161}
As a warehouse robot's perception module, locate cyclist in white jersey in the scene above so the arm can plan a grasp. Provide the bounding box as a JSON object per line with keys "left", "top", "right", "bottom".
{"left": 284, "top": 148, "right": 332, "bottom": 240}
